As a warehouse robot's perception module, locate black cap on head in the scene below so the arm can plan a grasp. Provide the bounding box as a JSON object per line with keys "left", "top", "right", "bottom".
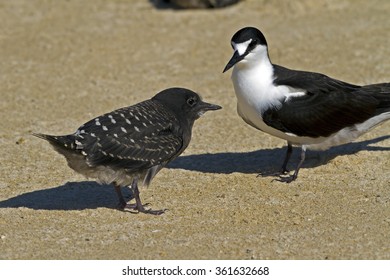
{"left": 223, "top": 27, "right": 268, "bottom": 73}
{"left": 231, "top": 26, "right": 267, "bottom": 46}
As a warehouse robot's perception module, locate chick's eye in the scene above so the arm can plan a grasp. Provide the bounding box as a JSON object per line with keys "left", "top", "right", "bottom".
{"left": 187, "top": 97, "right": 197, "bottom": 107}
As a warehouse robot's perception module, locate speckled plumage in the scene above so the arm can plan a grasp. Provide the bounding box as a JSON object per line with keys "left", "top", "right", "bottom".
{"left": 34, "top": 87, "right": 221, "bottom": 215}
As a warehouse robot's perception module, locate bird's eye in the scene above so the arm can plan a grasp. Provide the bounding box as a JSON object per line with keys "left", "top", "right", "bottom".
{"left": 248, "top": 40, "right": 257, "bottom": 50}
{"left": 187, "top": 97, "right": 197, "bottom": 107}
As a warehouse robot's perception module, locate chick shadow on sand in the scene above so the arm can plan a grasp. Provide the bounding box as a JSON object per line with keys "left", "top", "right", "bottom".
{"left": 0, "top": 136, "right": 388, "bottom": 211}
{"left": 0, "top": 181, "right": 133, "bottom": 211}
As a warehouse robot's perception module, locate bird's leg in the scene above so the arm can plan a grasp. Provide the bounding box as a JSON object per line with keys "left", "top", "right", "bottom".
{"left": 278, "top": 145, "right": 306, "bottom": 183}
{"left": 126, "top": 178, "right": 166, "bottom": 215}
{"left": 290, "top": 145, "right": 306, "bottom": 181}
{"left": 113, "top": 180, "right": 147, "bottom": 210}
{"left": 281, "top": 142, "right": 293, "bottom": 174}
{"left": 113, "top": 182, "right": 127, "bottom": 209}
{"left": 257, "top": 142, "right": 293, "bottom": 178}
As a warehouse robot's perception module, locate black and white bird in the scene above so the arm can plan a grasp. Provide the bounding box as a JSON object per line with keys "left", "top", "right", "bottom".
{"left": 223, "top": 27, "right": 390, "bottom": 182}
{"left": 34, "top": 87, "right": 221, "bottom": 214}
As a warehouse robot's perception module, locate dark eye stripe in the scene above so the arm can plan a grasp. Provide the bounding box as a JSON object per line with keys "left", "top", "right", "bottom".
{"left": 248, "top": 40, "right": 257, "bottom": 51}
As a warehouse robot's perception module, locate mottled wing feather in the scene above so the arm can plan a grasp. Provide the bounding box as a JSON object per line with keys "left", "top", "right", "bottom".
{"left": 74, "top": 100, "right": 183, "bottom": 170}
{"left": 264, "top": 65, "right": 379, "bottom": 137}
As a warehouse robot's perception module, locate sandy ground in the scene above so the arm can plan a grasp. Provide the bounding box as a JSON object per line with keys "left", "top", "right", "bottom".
{"left": 0, "top": 0, "right": 389, "bottom": 260}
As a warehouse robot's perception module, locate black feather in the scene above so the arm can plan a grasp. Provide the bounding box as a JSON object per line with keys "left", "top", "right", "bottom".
{"left": 263, "top": 65, "right": 387, "bottom": 138}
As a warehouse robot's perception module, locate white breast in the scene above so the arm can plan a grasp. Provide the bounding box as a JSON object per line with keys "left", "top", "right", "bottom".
{"left": 231, "top": 55, "right": 325, "bottom": 146}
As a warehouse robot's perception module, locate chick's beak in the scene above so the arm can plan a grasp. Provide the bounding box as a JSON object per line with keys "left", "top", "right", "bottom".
{"left": 196, "top": 101, "right": 222, "bottom": 117}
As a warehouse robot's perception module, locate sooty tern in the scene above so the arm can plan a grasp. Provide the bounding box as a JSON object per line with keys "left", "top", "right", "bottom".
{"left": 223, "top": 27, "right": 390, "bottom": 182}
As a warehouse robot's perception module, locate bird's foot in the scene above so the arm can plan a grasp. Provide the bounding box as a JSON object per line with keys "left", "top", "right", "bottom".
{"left": 257, "top": 168, "right": 289, "bottom": 178}
{"left": 118, "top": 202, "right": 149, "bottom": 211}
{"left": 139, "top": 208, "right": 167, "bottom": 215}
{"left": 120, "top": 202, "right": 166, "bottom": 215}
{"left": 273, "top": 173, "right": 298, "bottom": 183}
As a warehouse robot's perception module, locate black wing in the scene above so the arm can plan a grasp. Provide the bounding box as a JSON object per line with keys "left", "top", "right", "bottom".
{"left": 263, "top": 65, "right": 379, "bottom": 138}
{"left": 73, "top": 99, "right": 184, "bottom": 170}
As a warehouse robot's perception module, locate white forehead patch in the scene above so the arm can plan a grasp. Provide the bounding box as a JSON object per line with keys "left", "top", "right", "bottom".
{"left": 232, "top": 39, "right": 252, "bottom": 56}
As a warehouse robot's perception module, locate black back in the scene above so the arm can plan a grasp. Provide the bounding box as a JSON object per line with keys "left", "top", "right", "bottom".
{"left": 263, "top": 65, "right": 390, "bottom": 137}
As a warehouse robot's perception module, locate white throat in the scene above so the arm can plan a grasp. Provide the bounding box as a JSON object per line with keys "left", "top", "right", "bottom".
{"left": 230, "top": 44, "right": 307, "bottom": 143}
{"left": 231, "top": 45, "right": 287, "bottom": 116}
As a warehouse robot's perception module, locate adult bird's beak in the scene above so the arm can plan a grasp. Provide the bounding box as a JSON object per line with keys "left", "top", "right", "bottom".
{"left": 223, "top": 50, "right": 244, "bottom": 73}
{"left": 196, "top": 101, "right": 222, "bottom": 117}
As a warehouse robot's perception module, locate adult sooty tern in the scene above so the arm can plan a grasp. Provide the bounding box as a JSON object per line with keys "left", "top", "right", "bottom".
{"left": 223, "top": 26, "right": 390, "bottom": 182}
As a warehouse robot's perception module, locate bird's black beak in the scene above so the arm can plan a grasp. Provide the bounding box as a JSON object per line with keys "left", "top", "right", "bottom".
{"left": 223, "top": 50, "right": 244, "bottom": 73}
{"left": 196, "top": 100, "right": 222, "bottom": 117}
{"left": 198, "top": 101, "right": 222, "bottom": 111}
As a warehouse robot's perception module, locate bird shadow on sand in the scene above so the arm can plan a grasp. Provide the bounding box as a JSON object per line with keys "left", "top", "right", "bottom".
{"left": 148, "top": 0, "right": 240, "bottom": 9}
{"left": 0, "top": 181, "right": 133, "bottom": 211}
{"left": 1, "top": 136, "right": 388, "bottom": 211}
{"left": 168, "top": 135, "right": 390, "bottom": 175}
